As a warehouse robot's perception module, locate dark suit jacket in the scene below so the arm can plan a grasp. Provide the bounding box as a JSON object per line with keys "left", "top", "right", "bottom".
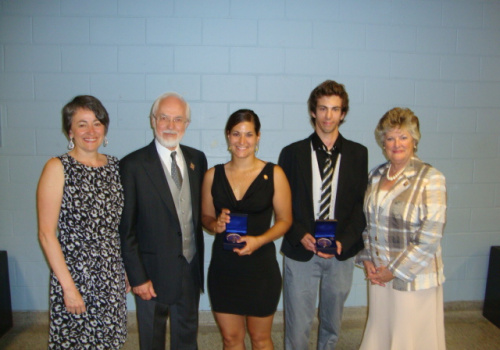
{"left": 279, "top": 133, "right": 367, "bottom": 262}
{"left": 119, "top": 141, "right": 207, "bottom": 305}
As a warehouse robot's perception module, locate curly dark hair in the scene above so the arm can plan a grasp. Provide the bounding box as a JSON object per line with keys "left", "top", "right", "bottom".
{"left": 308, "top": 80, "right": 349, "bottom": 126}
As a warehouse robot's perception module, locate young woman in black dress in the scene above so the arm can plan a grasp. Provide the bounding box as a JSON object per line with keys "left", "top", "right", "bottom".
{"left": 201, "top": 109, "right": 292, "bottom": 349}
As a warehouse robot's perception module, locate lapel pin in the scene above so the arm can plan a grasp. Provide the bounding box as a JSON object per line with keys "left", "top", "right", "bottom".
{"left": 263, "top": 174, "right": 268, "bottom": 180}
{"left": 190, "top": 162, "right": 195, "bottom": 171}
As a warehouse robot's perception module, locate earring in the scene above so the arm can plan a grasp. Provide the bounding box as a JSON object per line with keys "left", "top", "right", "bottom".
{"left": 255, "top": 144, "right": 259, "bottom": 153}
{"left": 67, "top": 138, "right": 74, "bottom": 150}
{"left": 103, "top": 136, "right": 108, "bottom": 147}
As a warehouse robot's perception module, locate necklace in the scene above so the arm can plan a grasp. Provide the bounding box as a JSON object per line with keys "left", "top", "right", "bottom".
{"left": 386, "top": 163, "right": 405, "bottom": 181}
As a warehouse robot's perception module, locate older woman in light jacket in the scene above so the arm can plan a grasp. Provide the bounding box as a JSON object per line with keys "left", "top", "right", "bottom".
{"left": 356, "top": 107, "right": 447, "bottom": 350}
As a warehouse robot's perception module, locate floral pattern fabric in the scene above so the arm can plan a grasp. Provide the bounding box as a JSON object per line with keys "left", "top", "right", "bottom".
{"left": 49, "top": 153, "right": 127, "bottom": 349}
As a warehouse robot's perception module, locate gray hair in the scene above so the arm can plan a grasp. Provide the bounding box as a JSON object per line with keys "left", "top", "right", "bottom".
{"left": 149, "top": 92, "right": 191, "bottom": 122}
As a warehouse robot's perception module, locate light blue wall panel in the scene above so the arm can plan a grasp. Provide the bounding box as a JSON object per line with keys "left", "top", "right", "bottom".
{"left": 202, "top": 75, "right": 256, "bottom": 101}
{"left": 442, "top": 2, "right": 485, "bottom": 28}
{"left": 313, "top": 23, "right": 365, "bottom": 50}
{"left": 175, "top": 0, "right": 229, "bottom": 17}
{"left": 204, "top": 19, "right": 257, "bottom": 46}
{"left": 231, "top": 48, "right": 284, "bottom": 74}
{"left": 339, "top": 52, "right": 391, "bottom": 78}
{"left": 5, "top": 46, "right": 61, "bottom": 72}
{"left": 62, "top": 46, "right": 118, "bottom": 73}
{"left": 457, "top": 29, "right": 500, "bottom": 55}
{"left": 441, "top": 56, "right": 480, "bottom": 81}
{"left": 258, "top": 20, "right": 312, "bottom": 48}
{"left": 118, "top": 0, "right": 174, "bottom": 17}
{"left": 470, "top": 208, "right": 500, "bottom": 231}
{"left": 415, "top": 81, "right": 456, "bottom": 107}
{"left": 285, "top": 48, "right": 338, "bottom": 76}
{"left": 90, "top": 18, "right": 145, "bottom": 45}
{"left": 230, "top": 0, "right": 285, "bottom": 19}
{"left": 481, "top": 57, "right": 500, "bottom": 81}
{"left": 118, "top": 46, "right": 174, "bottom": 73}
{"left": 416, "top": 27, "right": 457, "bottom": 54}
{"left": 286, "top": 0, "right": 340, "bottom": 20}
{"left": 0, "top": 129, "right": 36, "bottom": 156}
{"left": 447, "top": 184, "right": 496, "bottom": 208}
{"left": 34, "top": 74, "right": 90, "bottom": 100}
{"left": 366, "top": 25, "right": 416, "bottom": 52}
{"left": 91, "top": 74, "right": 145, "bottom": 100}
{"left": 484, "top": 2, "right": 500, "bottom": 28}
{"left": 61, "top": 0, "right": 118, "bottom": 16}
{"left": 33, "top": 17, "right": 89, "bottom": 44}
{"left": 392, "top": 1, "right": 442, "bottom": 26}
{"left": 146, "top": 74, "right": 201, "bottom": 101}
{"left": 365, "top": 79, "right": 415, "bottom": 106}
{"left": 257, "top": 76, "right": 310, "bottom": 102}
{"left": 0, "top": 16, "right": 32, "bottom": 43}
{"left": 174, "top": 47, "right": 229, "bottom": 73}
{"left": 0, "top": 0, "right": 499, "bottom": 311}
{"left": 147, "top": 18, "right": 202, "bottom": 45}
{"left": 477, "top": 109, "right": 500, "bottom": 132}
{"left": 2, "top": 0, "right": 60, "bottom": 15}
{"left": 0, "top": 73, "right": 34, "bottom": 100}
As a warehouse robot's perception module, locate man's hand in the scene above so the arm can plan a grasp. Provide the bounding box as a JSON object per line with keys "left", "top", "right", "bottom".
{"left": 132, "top": 280, "right": 157, "bottom": 300}
{"left": 300, "top": 233, "right": 317, "bottom": 253}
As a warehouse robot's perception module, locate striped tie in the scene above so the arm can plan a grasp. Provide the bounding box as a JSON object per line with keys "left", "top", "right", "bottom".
{"left": 171, "top": 151, "right": 183, "bottom": 189}
{"left": 319, "top": 146, "right": 335, "bottom": 220}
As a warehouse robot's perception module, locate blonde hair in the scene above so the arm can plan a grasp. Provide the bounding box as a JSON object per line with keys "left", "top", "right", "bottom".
{"left": 375, "top": 107, "right": 421, "bottom": 150}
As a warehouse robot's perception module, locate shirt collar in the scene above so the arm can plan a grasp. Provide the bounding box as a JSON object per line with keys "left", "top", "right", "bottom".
{"left": 310, "top": 132, "right": 343, "bottom": 153}
{"left": 154, "top": 139, "right": 183, "bottom": 166}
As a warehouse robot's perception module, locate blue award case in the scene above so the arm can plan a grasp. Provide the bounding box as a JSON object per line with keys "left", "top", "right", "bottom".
{"left": 223, "top": 213, "right": 248, "bottom": 250}
{"left": 314, "top": 220, "right": 337, "bottom": 254}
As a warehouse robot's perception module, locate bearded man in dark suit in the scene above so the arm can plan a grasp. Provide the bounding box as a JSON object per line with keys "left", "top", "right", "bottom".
{"left": 119, "top": 92, "right": 207, "bottom": 350}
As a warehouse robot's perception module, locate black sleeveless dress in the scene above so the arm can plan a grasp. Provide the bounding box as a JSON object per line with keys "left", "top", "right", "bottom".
{"left": 208, "top": 162, "right": 282, "bottom": 317}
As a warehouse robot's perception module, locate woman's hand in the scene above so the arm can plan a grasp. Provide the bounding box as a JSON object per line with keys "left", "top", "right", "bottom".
{"left": 364, "top": 263, "right": 395, "bottom": 287}
{"left": 373, "top": 265, "right": 395, "bottom": 285}
{"left": 214, "top": 208, "right": 231, "bottom": 234}
{"left": 233, "top": 235, "right": 263, "bottom": 256}
{"left": 63, "top": 287, "right": 86, "bottom": 315}
{"left": 363, "top": 260, "right": 383, "bottom": 286}
{"left": 125, "top": 273, "right": 131, "bottom": 293}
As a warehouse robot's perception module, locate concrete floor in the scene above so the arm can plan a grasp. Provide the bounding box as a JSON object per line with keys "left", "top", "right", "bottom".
{"left": 1, "top": 302, "right": 499, "bottom": 349}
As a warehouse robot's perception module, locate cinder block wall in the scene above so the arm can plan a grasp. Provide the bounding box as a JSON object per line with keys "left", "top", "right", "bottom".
{"left": 1, "top": 0, "right": 499, "bottom": 311}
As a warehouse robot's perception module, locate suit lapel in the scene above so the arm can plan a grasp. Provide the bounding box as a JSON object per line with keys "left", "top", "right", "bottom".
{"left": 335, "top": 134, "right": 349, "bottom": 206}
{"left": 297, "top": 138, "right": 315, "bottom": 218}
{"left": 142, "top": 142, "right": 179, "bottom": 216}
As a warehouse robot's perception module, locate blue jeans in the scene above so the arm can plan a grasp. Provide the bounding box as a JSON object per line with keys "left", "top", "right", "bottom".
{"left": 283, "top": 254, "right": 354, "bottom": 350}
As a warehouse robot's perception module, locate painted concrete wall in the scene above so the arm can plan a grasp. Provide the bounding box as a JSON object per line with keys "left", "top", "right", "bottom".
{"left": 1, "top": 0, "right": 500, "bottom": 311}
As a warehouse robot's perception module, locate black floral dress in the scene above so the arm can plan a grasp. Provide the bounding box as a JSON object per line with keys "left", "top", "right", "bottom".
{"left": 48, "top": 153, "right": 127, "bottom": 349}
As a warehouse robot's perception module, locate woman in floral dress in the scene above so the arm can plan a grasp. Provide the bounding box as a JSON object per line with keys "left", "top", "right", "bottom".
{"left": 37, "top": 95, "right": 128, "bottom": 349}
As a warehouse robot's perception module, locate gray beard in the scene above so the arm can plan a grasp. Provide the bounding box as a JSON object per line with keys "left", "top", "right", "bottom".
{"left": 155, "top": 131, "right": 182, "bottom": 149}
